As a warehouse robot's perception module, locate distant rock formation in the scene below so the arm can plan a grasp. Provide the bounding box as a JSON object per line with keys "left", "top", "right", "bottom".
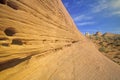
{"left": 103, "top": 32, "right": 117, "bottom": 37}
{"left": 0, "top": 0, "right": 120, "bottom": 80}
{"left": 95, "top": 32, "right": 102, "bottom": 36}
{"left": 87, "top": 32, "right": 120, "bottom": 65}
{"left": 85, "top": 32, "right": 90, "bottom": 37}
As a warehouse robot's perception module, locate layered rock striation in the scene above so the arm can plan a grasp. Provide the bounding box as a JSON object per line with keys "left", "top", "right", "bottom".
{"left": 0, "top": 0, "right": 120, "bottom": 80}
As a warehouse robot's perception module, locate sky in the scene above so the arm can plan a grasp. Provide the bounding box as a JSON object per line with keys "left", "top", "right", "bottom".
{"left": 62, "top": 0, "right": 120, "bottom": 34}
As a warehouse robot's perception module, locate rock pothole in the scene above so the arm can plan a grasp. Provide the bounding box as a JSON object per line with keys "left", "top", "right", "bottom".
{"left": 0, "top": 0, "right": 7, "bottom": 4}
{"left": 1, "top": 43, "right": 9, "bottom": 47}
{"left": 7, "top": 1, "right": 18, "bottom": 10}
{"left": 0, "top": 0, "right": 19, "bottom": 10}
{"left": 12, "top": 39, "right": 23, "bottom": 45}
{"left": 4, "top": 27, "right": 16, "bottom": 36}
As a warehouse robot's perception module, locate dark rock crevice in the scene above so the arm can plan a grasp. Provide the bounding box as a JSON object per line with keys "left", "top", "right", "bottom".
{"left": 0, "top": 56, "right": 31, "bottom": 72}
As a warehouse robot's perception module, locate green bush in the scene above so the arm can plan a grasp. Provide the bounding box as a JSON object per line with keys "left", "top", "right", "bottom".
{"left": 99, "top": 47, "right": 106, "bottom": 52}
{"left": 95, "top": 36, "right": 100, "bottom": 40}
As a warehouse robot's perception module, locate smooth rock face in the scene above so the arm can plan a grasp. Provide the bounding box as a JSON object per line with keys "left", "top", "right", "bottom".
{"left": 0, "top": 0, "right": 120, "bottom": 80}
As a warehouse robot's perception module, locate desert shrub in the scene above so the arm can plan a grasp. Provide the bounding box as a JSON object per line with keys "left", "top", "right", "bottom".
{"left": 114, "top": 36, "right": 120, "bottom": 40}
{"left": 113, "top": 55, "right": 119, "bottom": 59}
{"left": 113, "top": 40, "right": 120, "bottom": 46}
{"left": 99, "top": 42, "right": 106, "bottom": 46}
{"left": 103, "top": 36, "right": 111, "bottom": 41}
{"left": 116, "top": 52, "right": 120, "bottom": 55}
{"left": 95, "top": 36, "right": 100, "bottom": 40}
{"left": 99, "top": 47, "right": 107, "bottom": 53}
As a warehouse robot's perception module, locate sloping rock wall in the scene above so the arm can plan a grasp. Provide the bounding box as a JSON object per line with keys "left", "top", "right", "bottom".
{"left": 0, "top": 0, "right": 120, "bottom": 80}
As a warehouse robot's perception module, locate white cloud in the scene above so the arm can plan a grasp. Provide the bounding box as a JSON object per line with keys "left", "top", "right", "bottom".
{"left": 74, "top": 15, "right": 93, "bottom": 22}
{"left": 77, "top": 22, "right": 95, "bottom": 26}
{"left": 110, "top": 0, "right": 120, "bottom": 16}
{"left": 91, "top": 0, "right": 109, "bottom": 13}
{"left": 111, "top": 0, "right": 120, "bottom": 9}
{"left": 112, "top": 11, "right": 120, "bottom": 16}
{"left": 91, "top": 0, "right": 120, "bottom": 16}
{"left": 73, "top": 14, "right": 95, "bottom": 26}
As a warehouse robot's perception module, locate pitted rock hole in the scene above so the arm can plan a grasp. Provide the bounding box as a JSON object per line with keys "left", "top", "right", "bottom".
{"left": 12, "top": 39, "right": 23, "bottom": 45}
{"left": 7, "top": 1, "right": 18, "bottom": 10}
{"left": 1, "top": 43, "right": 9, "bottom": 47}
{"left": 4, "top": 27, "right": 16, "bottom": 36}
{"left": 0, "top": 0, "right": 6, "bottom": 4}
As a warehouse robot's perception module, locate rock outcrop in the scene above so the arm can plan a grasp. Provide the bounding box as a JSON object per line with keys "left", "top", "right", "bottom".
{"left": 95, "top": 32, "right": 102, "bottom": 36}
{"left": 0, "top": 0, "right": 120, "bottom": 80}
{"left": 103, "top": 32, "right": 118, "bottom": 37}
{"left": 85, "top": 32, "right": 90, "bottom": 37}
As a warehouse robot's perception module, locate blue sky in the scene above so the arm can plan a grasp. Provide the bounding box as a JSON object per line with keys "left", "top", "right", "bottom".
{"left": 62, "top": 0, "right": 120, "bottom": 34}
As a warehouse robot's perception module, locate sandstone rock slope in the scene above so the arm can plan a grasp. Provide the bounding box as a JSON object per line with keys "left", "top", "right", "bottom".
{"left": 0, "top": 0, "right": 120, "bottom": 80}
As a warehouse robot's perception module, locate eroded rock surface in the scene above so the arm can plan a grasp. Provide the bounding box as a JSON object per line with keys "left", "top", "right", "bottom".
{"left": 0, "top": 0, "right": 120, "bottom": 80}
